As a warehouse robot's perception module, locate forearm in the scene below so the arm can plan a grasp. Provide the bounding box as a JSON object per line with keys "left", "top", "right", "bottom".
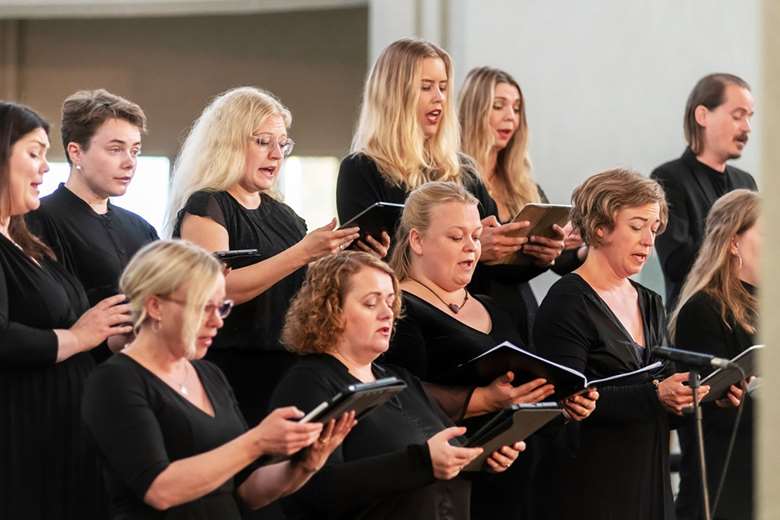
{"left": 53, "top": 329, "right": 86, "bottom": 362}
{"left": 226, "top": 244, "right": 308, "bottom": 304}
{"left": 238, "top": 460, "right": 314, "bottom": 510}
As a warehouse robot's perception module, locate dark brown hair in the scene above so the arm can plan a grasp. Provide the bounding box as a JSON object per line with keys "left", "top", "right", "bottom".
{"left": 684, "top": 73, "right": 750, "bottom": 154}
{"left": 61, "top": 89, "right": 147, "bottom": 164}
{"left": 0, "top": 102, "right": 54, "bottom": 260}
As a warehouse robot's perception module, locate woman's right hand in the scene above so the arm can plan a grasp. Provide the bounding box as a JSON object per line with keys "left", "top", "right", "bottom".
{"left": 297, "top": 218, "right": 360, "bottom": 263}
{"left": 656, "top": 372, "right": 710, "bottom": 415}
{"left": 354, "top": 231, "right": 391, "bottom": 259}
{"left": 475, "top": 373, "right": 555, "bottom": 413}
{"left": 252, "top": 407, "right": 323, "bottom": 457}
{"left": 70, "top": 294, "right": 133, "bottom": 352}
{"left": 479, "top": 216, "right": 530, "bottom": 263}
{"left": 427, "top": 427, "right": 483, "bottom": 480}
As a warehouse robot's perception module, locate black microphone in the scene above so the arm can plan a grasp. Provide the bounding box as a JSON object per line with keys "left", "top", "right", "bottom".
{"left": 653, "top": 346, "right": 733, "bottom": 369}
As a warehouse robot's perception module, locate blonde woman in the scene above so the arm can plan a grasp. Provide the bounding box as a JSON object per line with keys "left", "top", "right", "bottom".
{"left": 82, "top": 240, "right": 354, "bottom": 519}
{"left": 670, "top": 189, "right": 758, "bottom": 520}
{"left": 165, "top": 87, "right": 359, "bottom": 427}
{"left": 458, "top": 66, "right": 582, "bottom": 345}
{"left": 336, "top": 38, "right": 529, "bottom": 263}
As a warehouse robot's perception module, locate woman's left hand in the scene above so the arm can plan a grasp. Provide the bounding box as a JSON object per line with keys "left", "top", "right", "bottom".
{"left": 295, "top": 411, "right": 356, "bottom": 474}
{"left": 521, "top": 225, "right": 566, "bottom": 266}
{"left": 715, "top": 384, "right": 744, "bottom": 408}
{"left": 486, "top": 441, "right": 525, "bottom": 473}
{"left": 561, "top": 389, "right": 599, "bottom": 421}
{"left": 355, "top": 231, "right": 391, "bottom": 259}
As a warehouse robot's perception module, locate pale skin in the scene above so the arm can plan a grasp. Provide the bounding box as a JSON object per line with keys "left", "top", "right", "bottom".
{"left": 1, "top": 127, "right": 133, "bottom": 362}
{"left": 401, "top": 200, "right": 598, "bottom": 419}
{"left": 330, "top": 266, "right": 525, "bottom": 475}
{"left": 180, "top": 114, "right": 360, "bottom": 304}
{"left": 122, "top": 274, "right": 354, "bottom": 510}
{"left": 694, "top": 83, "right": 754, "bottom": 173}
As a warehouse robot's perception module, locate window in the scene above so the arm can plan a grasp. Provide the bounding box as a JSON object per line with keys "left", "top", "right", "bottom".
{"left": 277, "top": 156, "right": 340, "bottom": 228}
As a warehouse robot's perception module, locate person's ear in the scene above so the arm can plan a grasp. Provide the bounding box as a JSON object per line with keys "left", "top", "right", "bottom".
{"left": 694, "top": 105, "right": 709, "bottom": 129}
{"left": 409, "top": 228, "right": 424, "bottom": 256}
{"left": 67, "top": 142, "right": 83, "bottom": 169}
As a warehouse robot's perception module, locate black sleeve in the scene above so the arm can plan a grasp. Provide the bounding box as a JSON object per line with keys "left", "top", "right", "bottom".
{"left": 336, "top": 154, "right": 386, "bottom": 224}
{"left": 551, "top": 248, "right": 584, "bottom": 275}
{"left": 534, "top": 288, "right": 664, "bottom": 425}
{"left": 82, "top": 362, "right": 171, "bottom": 500}
{"left": 181, "top": 191, "right": 227, "bottom": 230}
{"left": 0, "top": 261, "right": 58, "bottom": 367}
{"left": 651, "top": 168, "right": 698, "bottom": 286}
{"left": 271, "top": 365, "right": 435, "bottom": 517}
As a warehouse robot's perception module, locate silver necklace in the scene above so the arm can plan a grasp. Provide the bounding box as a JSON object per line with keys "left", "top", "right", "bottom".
{"left": 177, "top": 362, "right": 190, "bottom": 396}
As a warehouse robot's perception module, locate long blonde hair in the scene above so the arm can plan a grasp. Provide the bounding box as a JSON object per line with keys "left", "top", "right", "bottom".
{"left": 164, "top": 87, "right": 292, "bottom": 237}
{"left": 669, "top": 189, "right": 759, "bottom": 339}
{"left": 351, "top": 38, "right": 461, "bottom": 189}
{"left": 459, "top": 66, "right": 538, "bottom": 217}
{"left": 120, "top": 240, "right": 222, "bottom": 358}
{"left": 389, "top": 181, "right": 478, "bottom": 281}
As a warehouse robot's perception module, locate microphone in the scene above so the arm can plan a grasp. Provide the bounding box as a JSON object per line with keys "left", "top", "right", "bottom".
{"left": 653, "top": 346, "right": 733, "bottom": 369}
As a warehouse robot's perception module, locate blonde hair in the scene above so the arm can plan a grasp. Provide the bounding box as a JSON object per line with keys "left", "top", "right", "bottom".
{"left": 570, "top": 169, "right": 668, "bottom": 248}
{"left": 669, "top": 189, "right": 759, "bottom": 339}
{"left": 459, "top": 66, "right": 539, "bottom": 217}
{"left": 120, "top": 240, "right": 222, "bottom": 358}
{"left": 164, "top": 87, "right": 292, "bottom": 237}
{"left": 389, "top": 181, "right": 478, "bottom": 281}
{"left": 282, "top": 252, "right": 402, "bottom": 355}
{"left": 351, "top": 38, "right": 461, "bottom": 189}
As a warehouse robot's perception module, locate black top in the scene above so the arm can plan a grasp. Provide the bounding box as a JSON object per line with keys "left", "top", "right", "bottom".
{"left": 82, "top": 354, "right": 254, "bottom": 519}
{"left": 270, "top": 354, "right": 470, "bottom": 520}
{"left": 533, "top": 273, "right": 674, "bottom": 520}
{"left": 674, "top": 286, "right": 757, "bottom": 520}
{"left": 0, "top": 233, "right": 104, "bottom": 518}
{"left": 173, "top": 190, "right": 307, "bottom": 352}
{"left": 651, "top": 148, "right": 757, "bottom": 310}
{"left": 27, "top": 183, "right": 159, "bottom": 306}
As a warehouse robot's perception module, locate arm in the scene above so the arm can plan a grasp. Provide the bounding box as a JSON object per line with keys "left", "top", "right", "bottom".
{"left": 652, "top": 168, "right": 699, "bottom": 285}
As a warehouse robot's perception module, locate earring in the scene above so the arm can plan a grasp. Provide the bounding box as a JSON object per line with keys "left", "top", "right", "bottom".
{"left": 152, "top": 318, "right": 162, "bottom": 332}
{"left": 76, "top": 165, "right": 82, "bottom": 171}
{"left": 736, "top": 254, "right": 743, "bottom": 270}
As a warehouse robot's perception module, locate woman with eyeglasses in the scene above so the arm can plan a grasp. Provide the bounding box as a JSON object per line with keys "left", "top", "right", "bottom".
{"left": 165, "top": 87, "right": 359, "bottom": 433}
{"left": 82, "top": 240, "right": 354, "bottom": 519}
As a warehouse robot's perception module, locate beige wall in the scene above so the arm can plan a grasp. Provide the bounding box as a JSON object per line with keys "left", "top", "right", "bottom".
{"left": 0, "top": 7, "right": 367, "bottom": 160}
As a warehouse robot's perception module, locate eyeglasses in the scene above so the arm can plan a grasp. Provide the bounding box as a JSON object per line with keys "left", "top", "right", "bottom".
{"left": 250, "top": 133, "right": 295, "bottom": 158}
{"left": 159, "top": 296, "right": 234, "bottom": 319}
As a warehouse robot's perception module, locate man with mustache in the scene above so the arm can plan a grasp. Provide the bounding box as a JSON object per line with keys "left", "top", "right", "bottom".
{"left": 651, "top": 73, "right": 756, "bottom": 311}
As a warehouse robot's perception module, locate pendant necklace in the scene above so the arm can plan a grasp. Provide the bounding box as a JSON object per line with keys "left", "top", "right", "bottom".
{"left": 408, "top": 277, "right": 469, "bottom": 314}
{"left": 177, "top": 362, "right": 190, "bottom": 396}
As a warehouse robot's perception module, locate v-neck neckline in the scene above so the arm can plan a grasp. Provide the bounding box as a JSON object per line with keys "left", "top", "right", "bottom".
{"left": 121, "top": 353, "right": 218, "bottom": 419}
{"left": 402, "top": 290, "right": 494, "bottom": 336}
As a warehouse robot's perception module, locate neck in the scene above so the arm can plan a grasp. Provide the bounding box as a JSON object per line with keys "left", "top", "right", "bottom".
{"left": 483, "top": 149, "right": 499, "bottom": 182}
{"left": 695, "top": 149, "right": 728, "bottom": 173}
{"left": 124, "top": 328, "right": 186, "bottom": 373}
{"left": 576, "top": 248, "right": 632, "bottom": 292}
{"left": 0, "top": 216, "right": 9, "bottom": 238}
{"left": 405, "top": 267, "right": 462, "bottom": 298}
{"left": 227, "top": 184, "right": 262, "bottom": 209}
{"left": 65, "top": 171, "right": 110, "bottom": 214}
{"left": 329, "top": 349, "right": 375, "bottom": 383}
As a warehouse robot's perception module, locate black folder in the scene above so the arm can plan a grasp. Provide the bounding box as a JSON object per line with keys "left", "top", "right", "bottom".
{"left": 461, "top": 402, "right": 562, "bottom": 471}
{"left": 701, "top": 344, "right": 763, "bottom": 402}
{"left": 447, "top": 341, "right": 663, "bottom": 402}
{"left": 214, "top": 249, "right": 263, "bottom": 269}
{"left": 338, "top": 202, "right": 404, "bottom": 248}
{"left": 502, "top": 203, "right": 572, "bottom": 265}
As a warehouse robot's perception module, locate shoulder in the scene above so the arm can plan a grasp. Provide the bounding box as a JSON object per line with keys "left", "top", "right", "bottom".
{"left": 339, "top": 153, "right": 380, "bottom": 177}
{"left": 193, "top": 358, "right": 230, "bottom": 387}
{"left": 184, "top": 189, "right": 229, "bottom": 209}
{"left": 726, "top": 165, "right": 756, "bottom": 188}
{"left": 651, "top": 153, "right": 689, "bottom": 181}
{"left": 677, "top": 290, "right": 719, "bottom": 322}
{"left": 111, "top": 205, "right": 158, "bottom": 235}
{"left": 544, "top": 273, "right": 590, "bottom": 299}
{"left": 261, "top": 193, "right": 304, "bottom": 222}
{"left": 85, "top": 354, "right": 144, "bottom": 395}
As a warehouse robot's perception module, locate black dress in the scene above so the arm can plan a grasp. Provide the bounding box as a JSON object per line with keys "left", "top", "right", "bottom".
{"left": 674, "top": 286, "right": 757, "bottom": 520}
{"left": 533, "top": 273, "right": 674, "bottom": 520}
{"left": 384, "top": 291, "right": 540, "bottom": 520}
{"left": 269, "top": 353, "right": 471, "bottom": 520}
{"left": 0, "top": 233, "right": 103, "bottom": 519}
{"left": 82, "top": 353, "right": 255, "bottom": 519}
{"left": 27, "top": 183, "right": 159, "bottom": 361}
{"left": 173, "top": 190, "right": 307, "bottom": 428}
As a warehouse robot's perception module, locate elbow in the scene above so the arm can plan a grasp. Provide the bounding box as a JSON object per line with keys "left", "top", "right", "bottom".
{"left": 144, "top": 486, "right": 177, "bottom": 511}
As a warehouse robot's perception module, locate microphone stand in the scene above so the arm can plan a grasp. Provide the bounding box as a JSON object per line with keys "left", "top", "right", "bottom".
{"left": 688, "top": 369, "right": 711, "bottom": 520}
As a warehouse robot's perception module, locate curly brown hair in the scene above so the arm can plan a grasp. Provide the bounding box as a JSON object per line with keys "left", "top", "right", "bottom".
{"left": 282, "top": 251, "right": 402, "bottom": 355}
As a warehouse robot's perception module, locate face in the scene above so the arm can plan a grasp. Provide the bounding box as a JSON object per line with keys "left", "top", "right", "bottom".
{"left": 411, "top": 201, "right": 482, "bottom": 291}
{"left": 417, "top": 57, "right": 448, "bottom": 139}
{"left": 241, "top": 114, "right": 287, "bottom": 193}
{"left": 154, "top": 275, "right": 226, "bottom": 360}
{"left": 734, "top": 221, "right": 761, "bottom": 285}
{"left": 698, "top": 84, "right": 754, "bottom": 161}
{"left": 488, "top": 82, "right": 522, "bottom": 150}
{"left": 69, "top": 118, "right": 142, "bottom": 198}
{"left": 337, "top": 267, "right": 396, "bottom": 362}
{"left": 596, "top": 203, "right": 661, "bottom": 278}
{"left": 7, "top": 127, "right": 49, "bottom": 217}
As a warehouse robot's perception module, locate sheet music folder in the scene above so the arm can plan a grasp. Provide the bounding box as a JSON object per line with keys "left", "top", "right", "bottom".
{"left": 338, "top": 202, "right": 404, "bottom": 247}
{"left": 701, "top": 344, "right": 763, "bottom": 402}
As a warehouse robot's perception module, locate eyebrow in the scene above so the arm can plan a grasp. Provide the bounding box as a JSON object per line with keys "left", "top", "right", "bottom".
{"left": 31, "top": 140, "right": 49, "bottom": 148}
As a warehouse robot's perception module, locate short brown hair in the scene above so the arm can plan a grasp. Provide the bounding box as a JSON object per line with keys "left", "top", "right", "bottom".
{"left": 684, "top": 73, "right": 750, "bottom": 154}
{"left": 571, "top": 168, "right": 668, "bottom": 247}
{"left": 61, "top": 89, "right": 147, "bottom": 164}
{"left": 282, "top": 251, "right": 402, "bottom": 355}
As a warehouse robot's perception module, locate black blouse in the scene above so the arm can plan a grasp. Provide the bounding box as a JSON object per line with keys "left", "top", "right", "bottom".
{"left": 27, "top": 183, "right": 159, "bottom": 306}
{"left": 173, "top": 190, "right": 307, "bottom": 352}
{"left": 270, "top": 354, "right": 470, "bottom": 520}
{"left": 533, "top": 273, "right": 674, "bottom": 520}
{"left": 82, "top": 354, "right": 253, "bottom": 519}
{"left": 674, "top": 286, "right": 757, "bottom": 520}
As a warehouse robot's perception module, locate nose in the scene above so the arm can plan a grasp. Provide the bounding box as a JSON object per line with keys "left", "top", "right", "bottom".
{"left": 41, "top": 157, "right": 50, "bottom": 174}
{"left": 378, "top": 300, "right": 394, "bottom": 320}
{"left": 432, "top": 86, "right": 445, "bottom": 104}
{"left": 268, "top": 140, "right": 283, "bottom": 160}
{"left": 742, "top": 117, "right": 752, "bottom": 133}
{"left": 641, "top": 228, "right": 655, "bottom": 246}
